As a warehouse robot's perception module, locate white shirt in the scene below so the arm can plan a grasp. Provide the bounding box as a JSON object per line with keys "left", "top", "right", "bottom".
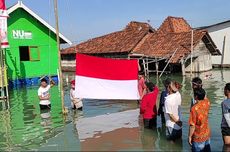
{"left": 164, "top": 91, "right": 182, "bottom": 130}
{"left": 70, "top": 88, "right": 75, "bottom": 100}
{"left": 70, "top": 88, "right": 83, "bottom": 108}
{"left": 38, "top": 85, "right": 51, "bottom": 105}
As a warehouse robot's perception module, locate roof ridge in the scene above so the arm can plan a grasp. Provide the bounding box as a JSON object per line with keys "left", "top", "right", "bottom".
{"left": 7, "top": 1, "right": 72, "bottom": 45}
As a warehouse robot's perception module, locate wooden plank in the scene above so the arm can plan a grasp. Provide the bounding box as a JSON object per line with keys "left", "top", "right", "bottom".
{"left": 221, "top": 36, "right": 226, "bottom": 68}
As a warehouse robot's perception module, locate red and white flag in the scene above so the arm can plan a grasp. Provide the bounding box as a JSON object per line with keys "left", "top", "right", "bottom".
{"left": 0, "top": 0, "right": 7, "bottom": 17}
{"left": 0, "top": 0, "right": 8, "bottom": 48}
{"left": 75, "top": 54, "right": 140, "bottom": 100}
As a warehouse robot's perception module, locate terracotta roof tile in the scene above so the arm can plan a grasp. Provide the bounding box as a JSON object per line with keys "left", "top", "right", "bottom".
{"left": 62, "top": 16, "right": 220, "bottom": 63}
{"left": 133, "top": 30, "right": 210, "bottom": 63}
{"left": 158, "top": 16, "right": 191, "bottom": 34}
{"left": 61, "top": 21, "right": 155, "bottom": 54}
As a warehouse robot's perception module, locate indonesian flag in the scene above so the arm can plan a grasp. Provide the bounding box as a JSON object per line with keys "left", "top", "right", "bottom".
{"left": 0, "top": 0, "right": 7, "bottom": 17}
{"left": 0, "top": 0, "right": 8, "bottom": 48}
{"left": 75, "top": 53, "right": 140, "bottom": 100}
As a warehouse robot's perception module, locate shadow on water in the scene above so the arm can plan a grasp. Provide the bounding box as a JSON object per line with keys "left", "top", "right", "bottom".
{"left": 0, "top": 69, "right": 229, "bottom": 151}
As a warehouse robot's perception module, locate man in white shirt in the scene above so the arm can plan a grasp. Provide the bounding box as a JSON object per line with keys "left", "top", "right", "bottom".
{"left": 38, "top": 78, "right": 55, "bottom": 110}
{"left": 164, "top": 81, "right": 182, "bottom": 140}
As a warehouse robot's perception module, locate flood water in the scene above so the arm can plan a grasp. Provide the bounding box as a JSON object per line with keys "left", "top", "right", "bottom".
{"left": 0, "top": 69, "right": 229, "bottom": 151}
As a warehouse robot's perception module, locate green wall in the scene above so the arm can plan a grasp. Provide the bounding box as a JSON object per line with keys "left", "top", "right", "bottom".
{"left": 6, "top": 8, "right": 59, "bottom": 80}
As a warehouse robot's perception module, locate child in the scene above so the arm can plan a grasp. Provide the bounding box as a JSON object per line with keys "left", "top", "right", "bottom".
{"left": 221, "top": 83, "right": 230, "bottom": 145}
{"left": 38, "top": 77, "right": 55, "bottom": 110}
{"left": 140, "top": 82, "right": 159, "bottom": 129}
{"left": 158, "top": 78, "right": 171, "bottom": 125}
{"left": 189, "top": 88, "right": 211, "bottom": 152}
{"left": 70, "top": 80, "right": 83, "bottom": 110}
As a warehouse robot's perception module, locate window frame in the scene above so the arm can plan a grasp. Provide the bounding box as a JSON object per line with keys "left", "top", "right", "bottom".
{"left": 29, "top": 46, "right": 40, "bottom": 61}
{"left": 19, "top": 46, "right": 40, "bottom": 62}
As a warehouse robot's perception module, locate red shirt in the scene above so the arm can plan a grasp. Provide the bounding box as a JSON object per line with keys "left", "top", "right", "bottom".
{"left": 138, "top": 77, "right": 146, "bottom": 98}
{"left": 140, "top": 86, "right": 159, "bottom": 119}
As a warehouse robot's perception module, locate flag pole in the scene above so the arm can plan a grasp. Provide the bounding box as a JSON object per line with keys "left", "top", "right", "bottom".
{"left": 53, "top": 0, "right": 66, "bottom": 114}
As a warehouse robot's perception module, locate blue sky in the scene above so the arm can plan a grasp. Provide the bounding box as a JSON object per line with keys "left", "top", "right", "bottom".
{"left": 7, "top": 0, "right": 230, "bottom": 45}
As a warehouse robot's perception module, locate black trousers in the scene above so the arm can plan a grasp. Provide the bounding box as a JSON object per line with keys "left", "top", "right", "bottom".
{"left": 143, "top": 118, "right": 157, "bottom": 129}
{"left": 72, "top": 104, "right": 83, "bottom": 111}
{"left": 40, "top": 104, "right": 51, "bottom": 110}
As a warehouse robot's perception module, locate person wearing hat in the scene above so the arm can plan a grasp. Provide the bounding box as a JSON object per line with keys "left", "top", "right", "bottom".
{"left": 164, "top": 81, "right": 182, "bottom": 140}
{"left": 70, "top": 80, "right": 83, "bottom": 110}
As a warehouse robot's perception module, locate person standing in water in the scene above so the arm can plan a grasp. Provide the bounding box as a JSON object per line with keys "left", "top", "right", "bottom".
{"left": 140, "top": 82, "right": 159, "bottom": 129}
{"left": 191, "top": 77, "right": 203, "bottom": 108}
{"left": 188, "top": 88, "right": 211, "bottom": 152}
{"left": 164, "top": 81, "right": 182, "bottom": 140}
{"left": 70, "top": 80, "right": 83, "bottom": 110}
{"left": 138, "top": 72, "right": 147, "bottom": 101}
{"left": 38, "top": 77, "right": 55, "bottom": 110}
{"left": 221, "top": 83, "right": 230, "bottom": 145}
{"left": 158, "top": 78, "right": 171, "bottom": 125}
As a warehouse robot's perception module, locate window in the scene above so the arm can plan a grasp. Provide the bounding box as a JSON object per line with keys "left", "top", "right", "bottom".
{"left": 19, "top": 46, "right": 40, "bottom": 61}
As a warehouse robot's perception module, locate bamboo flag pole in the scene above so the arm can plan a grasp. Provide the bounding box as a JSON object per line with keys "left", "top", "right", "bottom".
{"left": 190, "top": 29, "right": 194, "bottom": 76}
{"left": 53, "top": 0, "right": 66, "bottom": 114}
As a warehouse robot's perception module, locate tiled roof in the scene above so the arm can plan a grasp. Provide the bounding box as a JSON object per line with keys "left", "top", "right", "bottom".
{"left": 133, "top": 30, "right": 208, "bottom": 63}
{"left": 62, "top": 16, "right": 220, "bottom": 63}
{"left": 61, "top": 21, "right": 155, "bottom": 54}
{"left": 158, "top": 16, "right": 191, "bottom": 33}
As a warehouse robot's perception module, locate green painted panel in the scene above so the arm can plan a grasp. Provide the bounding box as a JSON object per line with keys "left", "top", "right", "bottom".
{"left": 6, "top": 8, "right": 60, "bottom": 80}
{"left": 29, "top": 46, "right": 40, "bottom": 61}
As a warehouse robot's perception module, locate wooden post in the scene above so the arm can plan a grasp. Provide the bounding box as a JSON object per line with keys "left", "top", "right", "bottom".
{"left": 181, "top": 57, "right": 185, "bottom": 76}
{"left": 155, "top": 56, "right": 159, "bottom": 79}
{"left": 190, "top": 29, "right": 194, "bottom": 75}
{"left": 221, "top": 36, "right": 226, "bottom": 68}
{"left": 143, "top": 59, "right": 147, "bottom": 78}
{"left": 159, "top": 49, "right": 178, "bottom": 78}
{"left": 53, "top": 0, "right": 65, "bottom": 114}
{"left": 146, "top": 58, "right": 149, "bottom": 80}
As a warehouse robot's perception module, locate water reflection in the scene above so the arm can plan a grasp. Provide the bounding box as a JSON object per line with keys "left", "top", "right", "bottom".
{"left": 0, "top": 69, "right": 229, "bottom": 151}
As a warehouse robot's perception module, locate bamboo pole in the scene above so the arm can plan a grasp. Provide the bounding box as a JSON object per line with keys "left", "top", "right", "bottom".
{"left": 53, "top": 0, "right": 65, "bottom": 114}
{"left": 155, "top": 56, "right": 158, "bottom": 79}
{"left": 221, "top": 36, "right": 226, "bottom": 68}
{"left": 159, "top": 49, "right": 178, "bottom": 78}
{"left": 190, "top": 29, "right": 194, "bottom": 75}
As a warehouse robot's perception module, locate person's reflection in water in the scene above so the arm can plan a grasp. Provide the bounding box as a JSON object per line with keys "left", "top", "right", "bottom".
{"left": 139, "top": 114, "right": 157, "bottom": 151}
{"left": 72, "top": 108, "right": 84, "bottom": 127}
{"left": 40, "top": 109, "right": 52, "bottom": 131}
{"left": 141, "top": 127, "right": 158, "bottom": 151}
{"left": 157, "top": 126, "right": 183, "bottom": 152}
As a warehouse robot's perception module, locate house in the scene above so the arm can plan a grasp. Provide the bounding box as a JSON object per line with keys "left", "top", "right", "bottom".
{"left": 62, "top": 16, "right": 220, "bottom": 73}
{"left": 61, "top": 21, "right": 155, "bottom": 71}
{"left": 133, "top": 17, "right": 221, "bottom": 73}
{"left": 199, "top": 20, "right": 230, "bottom": 67}
{"left": 6, "top": 1, "right": 71, "bottom": 88}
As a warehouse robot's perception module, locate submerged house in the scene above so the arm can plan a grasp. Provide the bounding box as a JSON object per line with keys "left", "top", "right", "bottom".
{"left": 62, "top": 16, "right": 220, "bottom": 73}
{"left": 61, "top": 21, "right": 155, "bottom": 71}
{"left": 7, "top": 1, "right": 71, "bottom": 88}
{"left": 199, "top": 20, "right": 230, "bottom": 67}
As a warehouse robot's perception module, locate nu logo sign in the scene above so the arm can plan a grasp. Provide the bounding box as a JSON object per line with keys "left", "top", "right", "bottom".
{"left": 12, "top": 30, "right": 32, "bottom": 39}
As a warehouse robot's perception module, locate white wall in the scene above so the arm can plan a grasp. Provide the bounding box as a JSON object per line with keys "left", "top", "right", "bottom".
{"left": 206, "top": 22, "right": 230, "bottom": 65}
{"left": 185, "top": 41, "right": 212, "bottom": 72}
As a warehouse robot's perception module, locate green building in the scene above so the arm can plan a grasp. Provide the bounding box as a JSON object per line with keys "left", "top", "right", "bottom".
{"left": 6, "top": 1, "right": 71, "bottom": 88}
